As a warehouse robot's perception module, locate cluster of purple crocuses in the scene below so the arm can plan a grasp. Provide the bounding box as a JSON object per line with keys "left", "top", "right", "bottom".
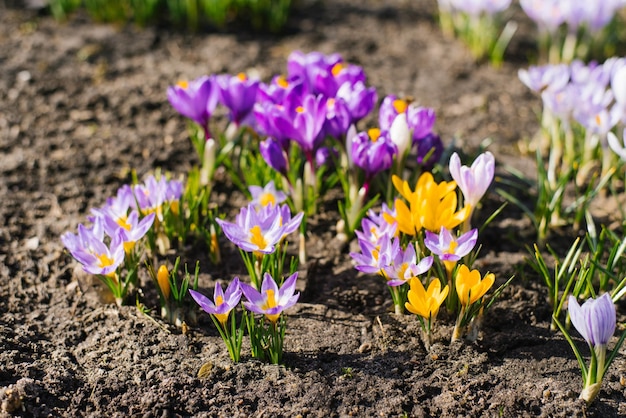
{"left": 61, "top": 175, "right": 183, "bottom": 306}
{"left": 167, "top": 51, "right": 441, "bottom": 220}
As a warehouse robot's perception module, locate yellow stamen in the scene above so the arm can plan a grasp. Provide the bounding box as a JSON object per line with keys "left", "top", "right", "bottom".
{"left": 123, "top": 241, "right": 136, "bottom": 253}
{"left": 296, "top": 106, "right": 305, "bottom": 113}
{"left": 259, "top": 192, "right": 276, "bottom": 207}
{"left": 249, "top": 225, "right": 268, "bottom": 250}
{"left": 263, "top": 289, "right": 280, "bottom": 323}
{"left": 595, "top": 114, "right": 602, "bottom": 126}
{"left": 276, "top": 75, "right": 289, "bottom": 88}
{"left": 393, "top": 99, "right": 408, "bottom": 114}
{"left": 116, "top": 216, "right": 131, "bottom": 231}
{"left": 368, "top": 128, "right": 381, "bottom": 142}
{"left": 237, "top": 72, "right": 247, "bottom": 81}
{"left": 331, "top": 63, "right": 344, "bottom": 77}
{"left": 176, "top": 80, "right": 189, "bottom": 89}
{"left": 97, "top": 253, "right": 114, "bottom": 269}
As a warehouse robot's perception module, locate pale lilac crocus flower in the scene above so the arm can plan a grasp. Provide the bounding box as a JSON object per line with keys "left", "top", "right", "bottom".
{"left": 249, "top": 181, "right": 287, "bottom": 209}
{"left": 62, "top": 224, "right": 125, "bottom": 277}
{"left": 424, "top": 227, "right": 478, "bottom": 274}
{"left": 351, "top": 233, "right": 398, "bottom": 275}
{"left": 240, "top": 272, "right": 300, "bottom": 323}
{"left": 383, "top": 242, "right": 434, "bottom": 287}
{"left": 217, "top": 203, "right": 303, "bottom": 254}
{"left": 568, "top": 293, "right": 617, "bottom": 403}
{"left": 190, "top": 277, "right": 242, "bottom": 326}
{"left": 449, "top": 151, "right": 495, "bottom": 222}
{"left": 97, "top": 210, "right": 155, "bottom": 253}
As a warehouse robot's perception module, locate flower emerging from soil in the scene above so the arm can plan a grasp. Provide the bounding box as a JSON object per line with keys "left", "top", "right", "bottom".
{"left": 190, "top": 278, "right": 242, "bottom": 326}
{"left": 455, "top": 264, "right": 495, "bottom": 307}
{"left": 217, "top": 203, "right": 303, "bottom": 254}
{"left": 61, "top": 220, "right": 126, "bottom": 277}
{"left": 565, "top": 293, "right": 621, "bottom": 404}
{"left": 240, "top": 272, "right": 299, "bottom": 323}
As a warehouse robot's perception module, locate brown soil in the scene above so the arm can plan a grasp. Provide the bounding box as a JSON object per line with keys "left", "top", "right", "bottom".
{"left": 2, "top": 0, "right": 626, "bottom": 417}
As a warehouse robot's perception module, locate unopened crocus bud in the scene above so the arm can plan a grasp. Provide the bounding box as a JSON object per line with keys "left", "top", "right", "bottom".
{"left": 200, "top": 138, "right": 217, "bottom": 186}
{"left": 260, "top": 137, "right": 289, "bottom": 178}
{"left": 389, "top": 113, "right": 411, "bottom": 158}
{"left": 157, "top": 265, "right": 171, "bottom": 300}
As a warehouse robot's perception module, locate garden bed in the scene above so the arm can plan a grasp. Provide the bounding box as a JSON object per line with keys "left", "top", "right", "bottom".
{"left": 1, "top": 0, "right": 626, "bottom": 416}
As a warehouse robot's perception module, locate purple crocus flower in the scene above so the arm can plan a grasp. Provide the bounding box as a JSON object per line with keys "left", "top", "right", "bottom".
{"left": 383, "top": 242, "right": 434, "bottom": 287}
{"left": 217, "top": 203, "right": 303, "bottom": 254}
{"left": 275, "top": 94, "right": 328, "bottom": 157}
{"left": 216, "top": 73, "right": 259, "bottom": 128}
{"left": 408, "top": 105, "right": 437, "bottom": 141}
{"left": 379, "top": 95, "right": 408, "bottom": 131}
{"left": 260, "top": 137, "right": 289, "bottom": 178}
{"left": 62, "top": 223, "right": 125, "bottom": 277}
{"left": 190, "top": 277, "right": 242, "bottom": 325}
{"left": 520, "top": 0, "right": 568, "bottom": 34}
{"left": 167, "top": 75, "right": 219, "bottom": 138}
{"left": 568, "top": 293, "right": 616, "bottom": 348}
{"left": 415, "top": 133, "right": 444, "bottom": 169}
{"left": 449, "top": 151, "right": 495, "bottom": 207}
{"left": 323, "top": 97, "right": 351, "bottom": 140}
{"left": 424, "top": 227, "right": 478, "bottom": 271}
{"left": 336, "top": 81, "right": 377, "bottom": 125}
{"left": 350, "top": 129, "right": 397, "bottom": 181}
{"left": 240, "top": 272, "right": 300, "bottom": 323}
{"left": 134, "top": 176, "right": 183, "bottom": 221}
{"left": 351, "top": 234, "right": 399, "bottom": 275}
{"left": 97, "top": 210, "right": 155, "bottom": 253}
{"left": 354, "top": 205, "right": 398, "bottom": 245}
{"left": 315, "top": 146, "right": 338, "bottom": 169}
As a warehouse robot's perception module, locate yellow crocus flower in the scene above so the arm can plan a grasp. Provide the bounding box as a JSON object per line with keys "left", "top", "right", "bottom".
{"left": 405, "top": 277, "right": 449, "bottom": 320}
{"left": 455, "top": 264, "right": 495, "bottom": 307}
{"left": 385, "top": 173, "right": 471, "bottom": 235}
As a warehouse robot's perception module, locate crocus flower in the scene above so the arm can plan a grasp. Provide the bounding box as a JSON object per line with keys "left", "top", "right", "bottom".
{"left": 99, "top": 210, "right": 156, "bottom": 253}
{"left": 379, "top": 95, "right": 408, "bottom": 131}
{"left": 323, "top": 97, "right": 352, "bottom": 140}
{"left": 240, "top": 272, "right": 300, "bottom": 323}
{"left": 260, "top": 137, "right": 289, "bottom": 178}
{"left": 217, "top": 203, "right": 303, "bottom": 254}
{"left": 90, "top": 185, "right": 134, "bottom": 227}
{"left": 350, "top": 128, "right": 397, "bottom": 181}
{"left": 408, "top": 105, "right": 437, "bottom": 141}
{"left": 275, "top": 93, "right": 328, "bottom": 157}
{"left": 167, "top": 75, "right": 219, "bottom": 138}
{"left": 415, "top": 133, "right": 444, "bottom": 169}
{"left": 567, "top": 293, "right": 618, "bottom": 403}
{"left": 287, "top": 50, "right": 343, "bottom": 94}
{"left": 405, "top": 277, "right": 449, "bottom": 321}
{"left": 425, "top": 227, "right": 478, "bottom": 273}
{"left": 335, "top": 80, "right": 377, "bottom": 124}
{"left": 354, "top": 206, "right": 398, "bottom": 245}
{"left": 190, "top": 278, "right": 242, "bottom": 326}
{"left": 249, "top": 181, "right": 287, "bottom": 209}
{"left": 383, "top": 243, "right": 434, "bottom": 287}
{"left": 385, "top": 173, "right": 470, "bottom": 235}
{"left": 449, "top": 151, "right": 495, "bottom": 208}
{"left": 351, "top": 234, "right": 398, "bottom": 275}
{"left": 62, "top": 225, "right": 126, "bottom": 277}
{"left": 216, "top": 73, "right": 259, "bottom": 128}
{"left": 455, "top": 264, "right": 495, "bottom": 307}
{"left": 568, "top": 293, "right": 616, "bottom": 350}
{"left": 133, "top": 175, "right": 183, "bottom": 221}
